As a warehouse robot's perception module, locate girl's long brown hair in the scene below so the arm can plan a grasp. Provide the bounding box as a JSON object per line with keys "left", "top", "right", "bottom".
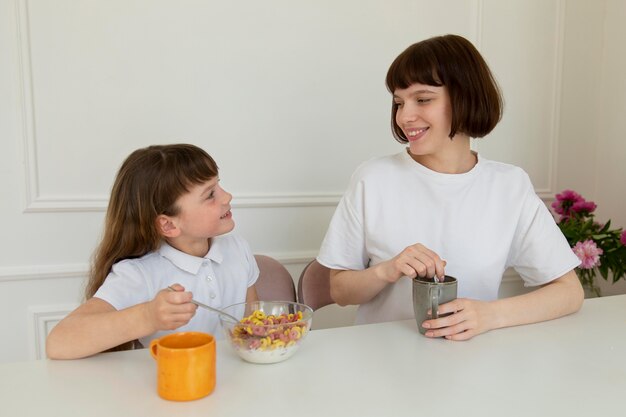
{"left": 86, "top": 144, "right": 218, "bottom": 350}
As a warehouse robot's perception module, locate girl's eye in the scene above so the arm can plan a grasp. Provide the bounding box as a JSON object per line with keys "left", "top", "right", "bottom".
{"left": 207, "top": 191, "right": 215, "bottom": 200}
{"left": 394, "top": 102, "right": 404, "bottom": 107}
{"left": 417, "top": 98, "right": 431, "bottom": 103}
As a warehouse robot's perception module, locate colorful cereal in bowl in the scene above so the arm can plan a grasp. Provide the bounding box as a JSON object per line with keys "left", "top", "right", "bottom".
{"left": 219, "top": 301, "right": 313, "bottom": 364}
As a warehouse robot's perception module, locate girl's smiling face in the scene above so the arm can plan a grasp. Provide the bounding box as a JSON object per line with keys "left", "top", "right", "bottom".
{"left": 393, "top": 83, "right": 455, "bottom": 157}
{"left": 167, "top": 177, "right": 234, "bottom": 256}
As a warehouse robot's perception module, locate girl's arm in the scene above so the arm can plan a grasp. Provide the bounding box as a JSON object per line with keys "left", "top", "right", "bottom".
{"left": 46, "top": 285, "right": 197, "bottom": 359}
{"left": 246, "top": 285, "right": 259, "bottom": 303}
{"left": 330, "top": 243, "right": 446, "bottom": 305}
{"left": 422, "top": 269, "right": 584, "bottom": 340}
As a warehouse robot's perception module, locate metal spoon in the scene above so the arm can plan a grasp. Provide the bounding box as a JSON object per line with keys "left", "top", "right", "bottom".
{"left": 433, "top": 260, "right": 447, "bottom": 283}
{"left": 166, "top": 286, "right": 239, "bottom": 322}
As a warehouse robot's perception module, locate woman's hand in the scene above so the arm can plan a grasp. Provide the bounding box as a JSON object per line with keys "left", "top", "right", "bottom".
{"left": 331, "top": 244, "right": 445, "bottom": 306}
{"left": 377, "top": 243, "right": 446, "bottom": 282}
{"left": 421, "top": 272, "right": 584, "bottom": 340}
{"left": 145, "top": 283, "right": 198, "bottom": 331}
{"left": 421, "top": 298, "right": 498, "bottom": 340}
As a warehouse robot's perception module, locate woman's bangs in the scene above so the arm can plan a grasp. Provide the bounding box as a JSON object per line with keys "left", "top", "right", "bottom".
{"left": 387, "top": 50, "right": 442, "bottom": 92}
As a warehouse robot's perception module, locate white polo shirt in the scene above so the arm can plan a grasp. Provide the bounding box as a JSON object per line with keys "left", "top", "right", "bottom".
{"left": 94, "top": 232, "right": 259, "bottom": 346}
{"left": 318, "top": 151, "right": 580, "bottom": 325}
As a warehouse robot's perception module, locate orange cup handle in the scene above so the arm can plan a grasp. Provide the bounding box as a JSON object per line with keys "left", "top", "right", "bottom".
{"left": 150, "top": 339, "right": 159, "bottom": 360}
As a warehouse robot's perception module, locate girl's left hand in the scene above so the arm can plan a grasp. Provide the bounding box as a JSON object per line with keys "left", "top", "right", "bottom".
{"left": 421, "top": 298, "right": 498, "bottom": 340}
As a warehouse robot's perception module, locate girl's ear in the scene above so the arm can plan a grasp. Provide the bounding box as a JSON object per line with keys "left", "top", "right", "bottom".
{"left": 156, "top": 214, "right": 180, "bottom": 238}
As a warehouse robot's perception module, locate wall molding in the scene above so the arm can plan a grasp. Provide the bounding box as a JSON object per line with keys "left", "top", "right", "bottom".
{"left": 14, "top": 0, "right": 564, "bottom": 214}
{"left": 22, "top": 193, "right": 345, "bottom": 213}
{"left": 14, "top": 1, "right": 346, "bottom": 213}
{"left": 473, "top": 0, "right": 565, "bottom": 198}
{"left": 542, "top": 0, "right": 566, "bottom": 198}
{"left": 523, "top": 0, "right": 564, "bottom": 197}
{"left": 0, "top": 251, "right": 318, "bottom": 283}
{"left": 0, "top": 255, "right": 528, "bottom": 284}
{"left": 27, "top": 304, "right": 78, "bottom": 360}
{"left": 0, "top": 263, "right": 87, "bottom": 283}
{"left": 15, "top": 0, "right": 40, "bottom": 213}
{"left": 22, "top": 190, "right": 556, "bottom": 213}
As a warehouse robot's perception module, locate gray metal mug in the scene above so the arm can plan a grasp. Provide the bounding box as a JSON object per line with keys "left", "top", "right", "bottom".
{"left": 412, "top": 275, "right": 458, "bottom": 335}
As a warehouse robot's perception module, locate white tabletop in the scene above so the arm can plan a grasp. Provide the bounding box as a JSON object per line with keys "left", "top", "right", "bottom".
{"left": 1, "top": 295, "right": 625, "bottom": 417}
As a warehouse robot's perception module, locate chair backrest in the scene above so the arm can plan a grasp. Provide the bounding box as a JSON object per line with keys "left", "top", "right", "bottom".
{"left": 297, "top": 259, "right": 333, "bottom": 311}
{"left": 254, "top": 255, "right": 296, "bottom": 302}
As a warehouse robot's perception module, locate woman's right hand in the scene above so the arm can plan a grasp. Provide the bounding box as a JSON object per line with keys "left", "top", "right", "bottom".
{"left": 146, "top": 283, "right": 198, "bottom": 331}
{"left": 330, "top": 244, "right": 446, "bottom": 306}
{"left": 377, "top": 243, "right": 446, "bottom": 282}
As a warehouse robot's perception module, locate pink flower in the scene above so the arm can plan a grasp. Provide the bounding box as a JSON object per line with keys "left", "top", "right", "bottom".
{"left": 572, "top": 240, "right": 603, "bottom": 269}
{"left": 621, "top": 230, "right": 626, "bottom": 246}
{"left": 556, "top": 190, "right": 585, "bottom": 205}
{"left": 556, "top": 189, "right": 583, "bottom": 203}
{"left": 571, "top": 200, "right": 597, "bottom": 215}
{"left": 552, "top": 189, "right": 584, "bottom": 217}
{"left": 550, "top": 201, "right": 563, "bottom": 216}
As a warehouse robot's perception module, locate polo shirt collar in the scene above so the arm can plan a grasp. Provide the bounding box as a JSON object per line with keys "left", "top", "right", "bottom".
{"left": 159, "top": 237, "right": 224, "bottom": 275}
{"left": 206, "top": 236, "right": 224, "bottom": 264}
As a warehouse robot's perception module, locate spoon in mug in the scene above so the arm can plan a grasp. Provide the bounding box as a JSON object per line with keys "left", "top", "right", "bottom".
{"left": 166, "top": 286, "right": 239, "bottom": 322}
{"left": 433, "top": 260, "right": 447, "bottom": 283}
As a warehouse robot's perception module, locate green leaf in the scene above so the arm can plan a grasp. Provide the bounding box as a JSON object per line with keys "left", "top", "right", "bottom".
{"left": 601, "top": 220, "right": 612, "bottom": 232}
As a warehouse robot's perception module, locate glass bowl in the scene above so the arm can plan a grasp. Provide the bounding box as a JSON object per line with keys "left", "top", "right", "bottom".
{"left": 219, "top": 301, "right": 313, "bottom": 364}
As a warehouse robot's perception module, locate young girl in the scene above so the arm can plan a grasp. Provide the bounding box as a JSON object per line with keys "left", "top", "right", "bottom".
{"left": 46, "top": 144, "right": 259, "bottom": 359}
{"left": 318, "top": 34, "right": 583, "bottom": 340}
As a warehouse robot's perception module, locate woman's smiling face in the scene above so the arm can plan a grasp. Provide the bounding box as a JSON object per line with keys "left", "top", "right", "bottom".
{"left": 393, "top": 83, "right": 455, "bottom": 157}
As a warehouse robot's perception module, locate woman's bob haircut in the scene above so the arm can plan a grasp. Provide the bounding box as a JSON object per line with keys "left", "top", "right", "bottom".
{"left": 386, "top": 34, "right": 503, "bottom": 142}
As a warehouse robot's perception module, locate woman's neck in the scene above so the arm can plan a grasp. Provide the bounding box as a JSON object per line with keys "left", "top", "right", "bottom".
{"left": 407, "top": 137, "right": 477, "bottom": 174}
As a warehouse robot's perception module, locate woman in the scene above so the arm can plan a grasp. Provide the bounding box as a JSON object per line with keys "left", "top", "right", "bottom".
{"left": 317, "top": 34, "right": 583, "bottom": 340}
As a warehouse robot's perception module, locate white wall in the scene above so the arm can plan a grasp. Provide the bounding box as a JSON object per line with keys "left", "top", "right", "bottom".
{"left": 1, "top": 0, "right": 624, "bottom": 363}
{"left": 594, "top": 0, "right": 626, "bottom": 295}
{"left": 558, "top": 0, "right": 626, "bottom": 296}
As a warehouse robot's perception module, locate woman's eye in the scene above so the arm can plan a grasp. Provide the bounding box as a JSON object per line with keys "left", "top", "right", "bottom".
{"left": 417, "top": 98, "right": 431, "bottom": 103}
{"left": 207, "top": 191, "right": 215, "bottom": 199}
{"left": 394, "top": 102, "right": 403, "bottom": 107}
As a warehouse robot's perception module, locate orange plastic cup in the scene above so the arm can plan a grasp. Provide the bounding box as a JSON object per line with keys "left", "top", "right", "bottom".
{"left": 150, "top": 332, "right": 216, "bottom": 401}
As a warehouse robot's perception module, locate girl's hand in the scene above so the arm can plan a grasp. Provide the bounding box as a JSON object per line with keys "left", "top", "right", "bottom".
{"left": 421, "top": 298, "right": 498, "bottom": 340}
{"left": 146, "top": 283, "right": 198, "bottom": 331}
{"left": 378, "top": 243, "right": 446, "bottom": 283}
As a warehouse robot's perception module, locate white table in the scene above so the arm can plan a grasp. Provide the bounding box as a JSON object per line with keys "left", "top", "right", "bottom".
{"left": 1, "top": 295, "right": 625, "bottom": 417}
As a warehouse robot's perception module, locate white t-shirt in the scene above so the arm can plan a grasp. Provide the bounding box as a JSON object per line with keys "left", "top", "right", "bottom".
{"left": 317, "top": 150, "right": 580, "bottom": 325}
{"left": 94, "top": 233, "right": 259, "bottom": 346}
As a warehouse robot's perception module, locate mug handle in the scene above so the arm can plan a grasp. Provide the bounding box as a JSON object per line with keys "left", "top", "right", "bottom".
{"left": 150, "top": 339, "right": 159, "bottom": 360}
{"left": 430, "top": 285, "right": 441, "bottom": 319}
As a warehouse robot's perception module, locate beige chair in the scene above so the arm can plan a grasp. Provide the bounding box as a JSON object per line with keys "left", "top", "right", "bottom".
{"left": 297, "top": 259, "right": 334, "bottom": 310}
{"left": 254, "top": 255, "right": 297, "bottom": 302}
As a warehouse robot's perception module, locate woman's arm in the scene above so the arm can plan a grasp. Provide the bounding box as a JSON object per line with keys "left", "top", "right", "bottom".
{"left": 330, "top": 243, "right": 446, "bottom": 305}
{"left": 422, "top": 269, "right": 584, "bottom": 340}
{"left": 46, "top": 285, "right": 197, "bottom": 359}
{"left": 330, "top": 267, "right": 390, "bottom": 306}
